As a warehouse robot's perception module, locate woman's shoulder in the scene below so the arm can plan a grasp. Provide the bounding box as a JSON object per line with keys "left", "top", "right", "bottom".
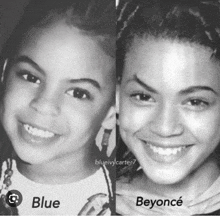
{"left": 117, "top": 172, "right": 144, "bottom": 194}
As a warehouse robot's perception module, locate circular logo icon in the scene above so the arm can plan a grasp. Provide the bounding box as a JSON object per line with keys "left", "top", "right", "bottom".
{"left": 5, "top": 190, "right": 23, "bottom": 207}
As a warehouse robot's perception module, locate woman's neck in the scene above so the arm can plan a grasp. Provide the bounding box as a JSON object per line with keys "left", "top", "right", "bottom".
{"left": 140, "top": 156, "right": 220, "bottom": 201}
{"left": 16, "top": 146, "right": 100, "bottom": 185}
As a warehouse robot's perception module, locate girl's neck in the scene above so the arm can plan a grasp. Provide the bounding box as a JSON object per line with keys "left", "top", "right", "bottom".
{"left": 16, "top": 146, "right": 100, "bottom": 185}
{"left": 140, "top": 156, "right": 220, "bottom": 201}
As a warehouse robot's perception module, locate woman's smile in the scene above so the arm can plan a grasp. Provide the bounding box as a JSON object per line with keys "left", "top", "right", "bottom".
{"left": 139, "top": 140, "right": 194, "bottom": 164}
{"left": 119, "top": 38, "right": 220, "bottom": 184}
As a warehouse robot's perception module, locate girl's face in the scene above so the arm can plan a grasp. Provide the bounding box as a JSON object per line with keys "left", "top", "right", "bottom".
{"left": 119, "top": 38, "right": 220, "bottom": 184}
{"left": 1, "top": 21, "right": 115, "bottom": 165}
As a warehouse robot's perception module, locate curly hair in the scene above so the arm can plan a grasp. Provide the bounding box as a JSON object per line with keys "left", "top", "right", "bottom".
{"left": 116, "top": 0, "right": 220, "bottom": 180}
{"left": 0, "top": 0, "right": 115, "bottom": 215}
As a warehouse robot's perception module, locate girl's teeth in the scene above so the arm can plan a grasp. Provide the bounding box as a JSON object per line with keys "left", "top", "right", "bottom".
{"left": 149, "top": 144, "right": 186, "bottom": 156}
{"left": 24, "top": 124, "right": 55, "bottom": 138}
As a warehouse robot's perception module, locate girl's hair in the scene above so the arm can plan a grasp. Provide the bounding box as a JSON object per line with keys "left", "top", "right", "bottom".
{"left": 116, "top": 0, "right": 220, "bottom": 180}
{"left": 2, "top": 0, "right": 115, "bottom": 60}
{"left": 0, "top": 0, "right": 115, "bottom": 215}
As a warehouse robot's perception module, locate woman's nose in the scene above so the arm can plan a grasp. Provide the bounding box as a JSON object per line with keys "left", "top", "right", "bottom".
{"left": 29, "top": 90, "right": 61, "bottom": 116}
{"left": 149, "top": 104, "right": 184, "bottom": 137}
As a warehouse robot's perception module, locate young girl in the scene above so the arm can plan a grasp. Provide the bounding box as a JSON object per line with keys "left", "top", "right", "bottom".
{"left": 117, "top": 0, "right": 220, "bottom": 215}
{"left": 0, "top": 0, "right": 116, "bottom": 215}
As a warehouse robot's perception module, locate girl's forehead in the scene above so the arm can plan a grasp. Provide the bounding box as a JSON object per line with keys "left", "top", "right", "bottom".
{"left": 16, "top": 21, "right": 115, "bottom": 83}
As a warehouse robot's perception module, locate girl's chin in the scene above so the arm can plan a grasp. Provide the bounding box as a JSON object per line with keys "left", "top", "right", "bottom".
{"left": 13, "top": 147, "right": 50, "bottom": 165}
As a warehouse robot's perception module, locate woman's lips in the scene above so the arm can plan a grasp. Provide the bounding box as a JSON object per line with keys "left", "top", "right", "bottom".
{"left": 141, "top": 140, "right": 194, "bottom": 164}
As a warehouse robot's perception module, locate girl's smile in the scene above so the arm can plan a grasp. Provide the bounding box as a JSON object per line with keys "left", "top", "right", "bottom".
{"left": 19, "top": 121, "right": 60, "bottom": 145}
{"left": 1, "top": 20, "right": 115, "bottom": 167}
{"left": 119, "top": 38, "right": 220, "bottom": 184}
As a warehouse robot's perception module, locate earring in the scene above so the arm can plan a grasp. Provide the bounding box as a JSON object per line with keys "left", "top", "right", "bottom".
{"left": 101, "top": 129, "right": 112, "bottom": 156}
{"left": 1, "top": 59, "right": 8, "bottom": 84}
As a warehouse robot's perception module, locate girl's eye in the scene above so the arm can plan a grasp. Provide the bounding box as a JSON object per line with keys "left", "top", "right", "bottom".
{"left": 20, "top": 71, "right": 40, "bottom": 84}
{"left": 130, "top": 93, "right": 154, "bottom": 102}
{"left": 185, "top": 99, "right": 209, "bottom": 110}
{"left": 66, "top": 88, "right": 90, "bottom": 100}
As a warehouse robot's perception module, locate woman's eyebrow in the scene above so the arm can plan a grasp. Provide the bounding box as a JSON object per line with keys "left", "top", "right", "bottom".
{"left": 12, "top": 55, "right": 45, "bottom": 75}
{"left": 69, "top": 78, "right": 101, "bottom": 90}
{"left": 179, "top": 86, "right": 219, "bottom": 96}
{"left": 126, "top": 74, "right": 158, "bottom": 94}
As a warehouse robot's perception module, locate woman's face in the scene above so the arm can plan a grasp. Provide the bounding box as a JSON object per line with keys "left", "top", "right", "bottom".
{"left": 1, "top": 21, "right": 115, "bottom": 165}
{"left": 119, "top": 38, "right": 220, "bottom": 184}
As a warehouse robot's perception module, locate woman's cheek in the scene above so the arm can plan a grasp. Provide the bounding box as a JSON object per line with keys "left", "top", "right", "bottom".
{"left": 120, "top": 98, "right": 153, "bottom": 133}
{"left": 183, "top": 109, "right": 220, "bottom": 146}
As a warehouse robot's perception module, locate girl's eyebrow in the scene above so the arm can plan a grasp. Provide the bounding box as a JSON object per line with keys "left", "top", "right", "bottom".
{"left": 126, "top": 74, "right": 158, "bottom": 94}
{"left": 69, "top": 79, "right": 101, "bottom": 90}
{"left": 13, "top": 55, "right": 45, "bottom": 75}
{"left": 13, "top": 55, "right": 101, "bottom": 90}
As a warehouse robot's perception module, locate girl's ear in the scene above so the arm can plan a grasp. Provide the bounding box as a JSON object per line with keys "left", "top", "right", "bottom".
{"left": 101, "top": 105, "right": 116, "bottom": 130}
{"left": 116, "top": 84, "right": 120, "bottom": 114}
{"left": 1, "top": 59, "right": 8, "bottom": 84}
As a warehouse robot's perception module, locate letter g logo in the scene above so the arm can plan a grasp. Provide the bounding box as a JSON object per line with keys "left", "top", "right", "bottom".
{"left": 5, "top": 190, "right": 23, "bottom": 207}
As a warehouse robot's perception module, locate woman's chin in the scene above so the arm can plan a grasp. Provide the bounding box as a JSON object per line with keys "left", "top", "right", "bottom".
{"left": 143, "top": 167, "right": 188, "bottom": 185}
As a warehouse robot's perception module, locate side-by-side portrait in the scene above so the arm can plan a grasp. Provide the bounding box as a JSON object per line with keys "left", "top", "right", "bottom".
{"left": 1, "top": 0, "right": 220, "bottom": 216}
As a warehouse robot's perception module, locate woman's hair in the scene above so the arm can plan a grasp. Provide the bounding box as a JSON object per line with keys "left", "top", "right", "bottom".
{"left": 117, "top": 0, "right": 220, "bottom": 81}
{"left": 116, "top": 0, "right": 220, "bottom": 180}
{"left": 0, "top": 0, "right": 115, "bottom": 215}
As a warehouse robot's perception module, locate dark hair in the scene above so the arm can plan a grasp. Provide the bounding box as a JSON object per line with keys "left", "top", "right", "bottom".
{"left": 2, "top": 0, "right": 115, "bottom": 60}
{"left": 116, "top": 0, "right": 220, "bottom": 180}
{"left": 0, "top": 0, "right": 115, "bottom": 215}
{"left": 117, "top": 0, "right": 220, "bottom": 81}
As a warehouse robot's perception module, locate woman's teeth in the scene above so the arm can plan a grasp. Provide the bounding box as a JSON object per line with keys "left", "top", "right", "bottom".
{"left": 24, "top": 124, "right": 55, "bottom": 138}
{"left": 149, "top": 143, "right": 186, "bottom": 156}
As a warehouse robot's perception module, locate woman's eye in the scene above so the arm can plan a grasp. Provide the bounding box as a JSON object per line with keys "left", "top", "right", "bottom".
{"left": 21, "top": 72, "right": 40, "bottom": 84}
{"left": 67, "top": 88, "right": 90, "bottom": 100}
{"left": 130, "top": 93, "right": 154, "bottom": 102}
{"left": 185, "top": 99, "right": 209, "bottom": 110}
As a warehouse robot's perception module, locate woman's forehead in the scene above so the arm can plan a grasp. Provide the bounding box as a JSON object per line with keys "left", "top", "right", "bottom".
{"left": 123, "top": 37, "right": 220, "bottom": 93}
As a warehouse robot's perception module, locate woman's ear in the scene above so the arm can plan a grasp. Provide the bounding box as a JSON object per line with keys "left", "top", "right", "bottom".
{"left": 101, "top": 105, "right": 116, "bottom": 130}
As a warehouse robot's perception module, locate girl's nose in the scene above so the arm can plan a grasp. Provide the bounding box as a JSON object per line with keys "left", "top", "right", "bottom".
{"left": 29, "top": 91, "right": 61, "bottom": 117}
{"left": 149, "top": 104, "right": 184, "bottom": 137}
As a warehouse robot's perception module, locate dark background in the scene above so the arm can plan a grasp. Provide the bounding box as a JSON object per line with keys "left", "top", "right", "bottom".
{"left": 0, "top": 0, "right": 30, "bottom": 53}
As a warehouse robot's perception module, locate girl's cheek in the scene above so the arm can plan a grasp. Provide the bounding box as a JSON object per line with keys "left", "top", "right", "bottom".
{"left": 4, "top": 80, "right": 34, "bottom": 108}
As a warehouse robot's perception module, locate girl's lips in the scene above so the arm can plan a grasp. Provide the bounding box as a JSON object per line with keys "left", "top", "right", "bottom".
{"left": 21, "top": 121, "right": 59, "bottom": 135}
{"left": 141, "top": 140, "right": 194, "bottom": 164}
{"left": 18, "top": 122, "right": 61, "bottom": 146}
{"left": 23, "top": 123, "right": 55, "bottom": 138}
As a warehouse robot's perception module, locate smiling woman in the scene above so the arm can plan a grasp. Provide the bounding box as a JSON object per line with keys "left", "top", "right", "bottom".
{"left": 0, "top": 0, "right": 116, "bottom": 216}
{"left": 116, "top": 0, "right": 220, "bottom": 216}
